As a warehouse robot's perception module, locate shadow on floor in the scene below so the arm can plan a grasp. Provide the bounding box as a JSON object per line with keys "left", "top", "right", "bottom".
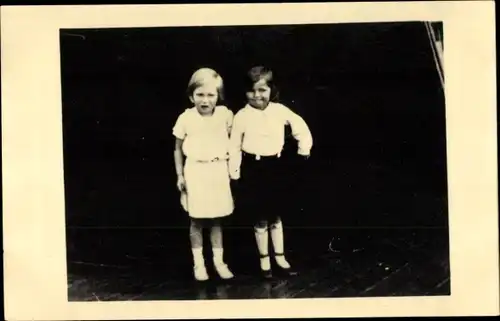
{"left": 66, "top": 227, "right": 450, "bottom": 301}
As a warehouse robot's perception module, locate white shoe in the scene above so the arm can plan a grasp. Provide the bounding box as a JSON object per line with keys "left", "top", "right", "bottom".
{"left": 214, "top": 263, "right": 234, "bottom": 280}
{"left": 194, "top": 264, "right": 209, "bottom": 281}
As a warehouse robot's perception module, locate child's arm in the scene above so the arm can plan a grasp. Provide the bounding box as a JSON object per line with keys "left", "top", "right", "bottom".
{"left": 173, "top": 112, "right": 187, "bottom": 191}
{"left": 225, "top": 107, "right": 234, "bottom": 134}
{"left": 174, "top": 137, "right": 186, "bottom": 191}
{"left": 283, "top": 106, "right": 313, "bottom": 157}
{"left": 228, "top": 112, "right": 244, "bottom": 179}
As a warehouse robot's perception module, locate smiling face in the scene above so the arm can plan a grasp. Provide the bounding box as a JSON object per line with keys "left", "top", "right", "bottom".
{"left": 246, "top": 78, "right": 272, "bottom": 110}
{"left": 190, "top": 82, "right": 219, "bottom": 116}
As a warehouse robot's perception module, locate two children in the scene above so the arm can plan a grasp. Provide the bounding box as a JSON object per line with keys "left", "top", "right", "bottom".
{"left": 173, "top": 66, "right": 313, "bottom": 281}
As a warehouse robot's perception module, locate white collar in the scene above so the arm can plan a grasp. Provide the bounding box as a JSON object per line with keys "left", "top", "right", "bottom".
{"left": 245, "top": 102, "right": 277, "bottom": 112}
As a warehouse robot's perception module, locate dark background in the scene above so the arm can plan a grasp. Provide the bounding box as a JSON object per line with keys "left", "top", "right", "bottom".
{"left": 60, "top": 21, "right": 448, "bottom": 230}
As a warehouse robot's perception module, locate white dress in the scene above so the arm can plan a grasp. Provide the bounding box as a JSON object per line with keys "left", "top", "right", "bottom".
{"left": 173, "top": 106, "right": 234, "bottom": 219}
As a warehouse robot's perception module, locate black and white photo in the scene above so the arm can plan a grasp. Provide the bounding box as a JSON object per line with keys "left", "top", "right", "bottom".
{"left": 2, "top": 3, "right": 498, "bottom": 320}
{"left": 62, "top": 21, "right": 450, "bottom": 300}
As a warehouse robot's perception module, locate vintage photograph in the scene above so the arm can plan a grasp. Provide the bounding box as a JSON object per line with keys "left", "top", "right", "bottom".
{"left": 61, "top": 21, "right": 450, "bottom": 301}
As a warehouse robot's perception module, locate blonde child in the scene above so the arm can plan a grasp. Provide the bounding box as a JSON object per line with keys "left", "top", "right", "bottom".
{"left": 229, "top": 66, "right": 313, "bottom": 278}
{"left": 173, "top": 68, "right": 235, "bottom": 281}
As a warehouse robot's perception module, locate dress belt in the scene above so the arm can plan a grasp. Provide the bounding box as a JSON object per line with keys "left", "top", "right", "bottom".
{"left": 242, "top": 151, "right": 281, "bottom": 160}
{"left": 187, "top": 156, "right": 229, "bottom": 163}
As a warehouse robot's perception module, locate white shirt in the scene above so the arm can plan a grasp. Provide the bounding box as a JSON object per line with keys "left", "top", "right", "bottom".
{"left": 173, "top": 106, "right": 233, "bottom": 161}
{"left": 229, "top": 102, "right": 313, "bottom": 178}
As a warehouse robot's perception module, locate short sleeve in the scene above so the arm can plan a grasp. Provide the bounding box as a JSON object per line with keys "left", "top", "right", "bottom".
{"left": 172, "top": 111, "right": 188, "bottom": 139}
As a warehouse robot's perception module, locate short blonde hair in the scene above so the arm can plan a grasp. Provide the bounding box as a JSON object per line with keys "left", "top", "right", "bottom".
{"left": 186, "top": 68, "right": 225, "bottom": 102}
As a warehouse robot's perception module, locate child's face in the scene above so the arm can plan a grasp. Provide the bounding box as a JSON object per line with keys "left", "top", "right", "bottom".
{"left": 190, "top": 83, "right": 218, "bottom": 115}
{"left": 246, "top": 78, "right": 271, "bottom": 109}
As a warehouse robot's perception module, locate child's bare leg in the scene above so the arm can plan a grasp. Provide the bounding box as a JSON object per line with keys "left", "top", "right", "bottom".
{"left": 254, "top": 219, "right": 271, "bottom": 272}
{"left": 210, "top": 219, "right": 234, "bottom": 279}
{"left": 190, "top": 218, "right": 203, "bottom": 248}
{"left": 210, "top": 219, "right": 223, "bottom": 248}
{"left": 190, "top": 218, "right": 208, "bottom": 281}
{"left": 270, "top": 216, "right": 291, "bottom": 269}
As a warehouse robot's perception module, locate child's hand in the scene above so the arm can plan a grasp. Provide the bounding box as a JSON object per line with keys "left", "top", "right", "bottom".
{"left": 297, "top": 150, "right": 310, "bottom": 161}
{"left": 177, "top": 175, "right": 187, "bottom": 192}
{"left": 229, "top": 169, "right": 240, "bottom": 180}
{"left": 296, "top": 154, "right": 310, "bottom": 171}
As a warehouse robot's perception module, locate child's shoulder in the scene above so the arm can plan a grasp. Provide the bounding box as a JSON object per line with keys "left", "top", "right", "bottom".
{"left": 176, "top": 107, "right": 196, "bottom": 122}
{"left": 234, "top": 105, "right": 252, "bottom": 117}
{"left": 215, "top": 105, "right": 234, "bottom": 119}
{"left": 179, "top": 107, "right": 195, "bottom": 115}
{"left": 271, "top": 102, "right": 289, "bottom": 110}
{"left": 216, "top": 105, "right": 232, "bottom": 113}
{"left": 271, "top": 102, "right": 296, "bottom": 115}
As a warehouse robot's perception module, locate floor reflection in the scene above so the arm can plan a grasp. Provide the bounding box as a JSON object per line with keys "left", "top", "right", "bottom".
{"left": 67, "top": 227, "right": 450, "bottom": 301}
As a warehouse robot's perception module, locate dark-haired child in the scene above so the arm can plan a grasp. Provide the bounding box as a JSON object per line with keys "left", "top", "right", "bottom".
{"left": 229, "top": 66, "right": 313, "bottom": 278}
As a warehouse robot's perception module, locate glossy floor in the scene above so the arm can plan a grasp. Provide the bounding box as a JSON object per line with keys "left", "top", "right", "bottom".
{"left": 67, "top": 227, "right": 450, "bottom": 301}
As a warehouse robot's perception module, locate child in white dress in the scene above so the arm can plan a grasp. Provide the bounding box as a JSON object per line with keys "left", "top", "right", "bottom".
{"left": 173, "top": 68, "right": 235, "bottom": 281}
{"left": 229, "top": 66, "right": 313, "bottom": 279}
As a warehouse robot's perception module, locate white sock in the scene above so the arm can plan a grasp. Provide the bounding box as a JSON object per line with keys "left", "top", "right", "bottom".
{"left": 192, "top": 248, "right": 205, "bottom": 267}
{"left": 275, "top": 255, "right": 290, "bottom": 269}
{"left": 254, "top": 227, "right": 271, "bottom": 270}
{"left": 270, "top": 221, "right": 291, "bottom": 269}
{"left": 213, "top": 248, "right": 224, "bottom": 266}
{"left": 260, "top": 256, "right": 271, "bottom": 271}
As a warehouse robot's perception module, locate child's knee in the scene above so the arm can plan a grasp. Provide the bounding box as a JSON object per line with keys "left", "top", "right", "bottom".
{"left": 254, "top": 220, "right": 268, "bottom": 229}
{"left": 269, "top": 217, "right": 282, "bottom": 229}
{"left": 211, "top": 218, "right": 221, "bottom": 228}
{"left": 190, "top": 218, "right": 204, "bottom": 229}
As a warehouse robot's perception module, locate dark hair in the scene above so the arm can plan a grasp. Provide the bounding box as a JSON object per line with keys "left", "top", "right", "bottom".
{"left": 245, "top": 66, "right": 279, "bottom": 102}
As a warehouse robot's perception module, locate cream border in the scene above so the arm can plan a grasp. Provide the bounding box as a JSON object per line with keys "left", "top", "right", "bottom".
{"left": 2, "top": 1, "right": 498, "bottom": 319}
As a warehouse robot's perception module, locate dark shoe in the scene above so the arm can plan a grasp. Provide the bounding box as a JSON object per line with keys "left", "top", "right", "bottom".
{"left": 260, "top": 254, "right": 273, "bottom": 279}
{"left": 275, "top": 265, "right": 298, "bottom": 277}
{"left": 274, "top": 253, "right": 299, "bottom": 277}
{"left": 261, "top": 268, "right": 273, "bottom": 279}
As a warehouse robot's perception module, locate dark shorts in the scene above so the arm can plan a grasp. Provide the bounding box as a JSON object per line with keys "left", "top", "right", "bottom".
{"left": 233, "top": 152, "right": 289, "bottom": 223}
